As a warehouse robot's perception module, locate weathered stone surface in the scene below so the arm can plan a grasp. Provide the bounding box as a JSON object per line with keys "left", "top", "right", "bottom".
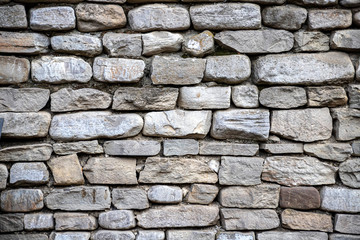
{"left": 143, "top": 110, "right": 211, "bottom": 138}
{"left": 232, "top": 85, "right": 259, "bottom": 108}
{"left": 45, "top": 186, "right": 111, "bottom": 211}
{"left": 340, "top": 0, "right": 360, "bottom": 6}
{"left": 0, "top": 144, "right": 52, "bottom": 162}
{"left": 321, "top": 187, "right": 360, "bottom": 212}
{"left": 128, "top": 4, "right": 190, "bottom": 32}
{"left": 137, "top": 205, "right": 219, "bottom": 228}
{"left": 113, "top": 87, "right": 178, "bottom": 111}
{"left": 271, "top": 108, "right": 332, "bottom": 142}
{"left": 219, "top": 157, "right": 264, "bottom": 186}
{"left": 48, "top": 154, "right": 84, "bottom": 186}
{"left": 352, "top": 142, "right": 360, "bottom": 156}
{"left": 151, "top": 56, "right": 206, "bottom": 85}
{"left": 282, "top": 209, "right": 333, "bottom": 232}
{"left": 32, "top": 56, "right": 92, "bottom": 84}
{"left": 30, "top": 7, "right": 75, "bottom": 31}
{"left": 139, "top": 157, "right": 217, "bottom": 184}
{"left": 24, "top": 213, "right": 54, "bottom": 231}
{"left": 76, "top": 3, "right": 126, "bottom": 32}
{"left": 183, "top": 30, "right": 214, "bottom": 57}
{"left": 262, "top": 156, "right": 337, "bottom": 186}
{"left": 332, "top": 108, "right": 360, "bottom": 141}
{"left": 1, "top": 234, "right": 48, "bottom": 240}
{"left": 51, "top": 34, "right": 102, "bottom": 57}
{"left": 167, "top": 230, "right": 216, "bottom": 240}
{"left": 304, "top": 143, "right": 352, "bottom": 162}
{"left": 0, "top": 88, "right": 49, "bottom": 112}
{"left": 215, "top": 30, "right": 293, "bottom": 54}
{"left": 50, "top": 111, "right": 143, "bottom": 141}
{"left": 354, "top": 11, "right": 360, "bottom": 26}
{"left": 99, "top": 210, "right": 136, "bottom": 230}
{"left": 93, "top": 57, "right": 145, "bottom": 83}
{"left": 217, "top": 232, "right": 255, "bottom": 240}
{"left": 258, "top": 231, "right": 328, "bottom": 240}
{"left": 112, "top": 188, "right": 149, "bottom": 210}
{"left": 92, "top": 230, "right": 135, "bottom": 240}
{"left": 148, "top": 185, "right": 182, "bottom": 204}
{"left": 335, "top": 214, "right": 360, "bottom": 234}
{"left": 262, "top": 5, "right": 307, "bottom": 30}
{"left": 309, "top": 9, "right": 352, "bottom": 30}
{"left": 164, "top": 139, "right": 199, "bottom": 156}
{"left": 339, "top": 159, "right": 360, "bottom": 188}
{"left": 259, "top": 86, "right": 307, "bottom": 109}
{"left": 0, "top": 112, "right": 51, "bottom": 139}
{"left": 330, "top": 234, "right": 360, "bottom": 240}
{"left": 280, "top": 187, "right": 321, "bottom": 209}
{"left": 186, "top": 184, "right": 218, "bottom": 204}
{"left": 0, "top": 56, "right": 30, "bottom": 84}
{"left": 179, "top": 86, "right": 231, "bottom": 109}
{"left": 289, "top": 0, "right": 337, "bottom": 6}
{"left": 0, "top": 32, "right": 49, "bottom": 54}
{"left": 294, "top": 30, "right": 330, "bottom": 52}
{"left": 88, "top": 0, "right": 125, "bottom": 2}
{"left": 331, "top": 30, "right": 360, "bottom": 51}
{"left": 307, "top": 86, "right": 348, "bottom": 107}
{"left": 0, "top": 164, "right": 7, "bottom": 189}
{"left": 0, "top": 214, "right": 24, "bottom": 232}
{"left": 200, "top": 142, "right": 259, "bottom": 156}
{"left": 53, "top": 140, "right": 103, "bottom": 155}
{"left": 83, "top": 157, "right": 137, "bottom": 185}
{"left": 51, "top": 232, "right": 91, "bottom": 240}
{"left": 253, "top": 52, "right": 354, "bottom": 85}
{"left": 55, "top": 213, "right": 97, "bottom": 231}
{"left": 221, "top": 209, "right": 280, "bottom": 230}
{"left": 1, "top": 189, "right": 43, "bottom": 212}
{"left": 260, "top": 144, "right": 303, "bottom": 154}
{"left": 137, "top": 231, "right": 165, "bottom": 240}
{"left": 103, "top": 33, "right": 142, "bottom": 58}
{"left": 10, "top": 162, "right": 49, "bottom": 186}
{"left": 211, "top": 109, "right": 270, "bottom": 140}
{"left": 142, "top": 31, "right": 183, "bottom": 56}
{"left": 0, "top": 5, "right": 27, "bottom": 29}
{"left": 348, "top": 84, "right": 360, "bottom": 109}
{"left": 104, "top": 140, "right": 160, "bottom": 156}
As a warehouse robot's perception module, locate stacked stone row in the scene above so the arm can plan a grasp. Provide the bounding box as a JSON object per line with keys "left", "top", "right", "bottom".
{"left": 1, "top": 0, "right": 360, "bottom": 239}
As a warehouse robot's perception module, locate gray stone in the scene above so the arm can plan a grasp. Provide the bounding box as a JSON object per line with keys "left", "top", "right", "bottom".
{"left": 1, "top": 189, "right": 43, "bottom": 212}
{"left": 128, "top": 4, "right": 190, "bottom": 32}
{"left": 139, "top": 157, "right": 217, "bottom": 184}
{"left": 50, "top": 111, "right": 143, "bottom": 141}
{"left": 0, "top": 5, "right": 27, "bottom": 29}
{"left": 48, "top": 154, "right": 84, "bottom": 186}
{"left": 307, "top": 86, "right": 348, "bottom": 107}
{"left": 104, "top": 140, "right": 160, "bottom": 156}
{"left": 304, "top": 143, "right": 353, "bottom": 162}
{"left": 83, "top": 157, "right": 137, "bottom": 185}
{"left": 211, "top": 109, "right": 270, "bottom": 140}
{"left": 0, "top": 144, "right": 52, "bottom": 162}
{"left": 112, "top": 188, "right": 149, "bottom": 210}
{"left": 341, "top": 0, "right": 360, "bottom": 6}
{"left": 262, "top": 5, "right": 307, "bottom": 30}
{"left": 99, "top": 210, "right": 136, "bottom": 230}
{"left": 0, "top": 234, "right": 48, "bottom": 240}
{"left": 92, "top": 231, "right": 135, "bottom": 240}
{"left": 185, "top": 0, "right": 284, "bottom": 3}
{"left": 167, "top": 230, "right": 216, "bottom": 240}
{"left": 88, "top": 0, "right": 125, "bottom": 2}
{"left": 186, "top": 184, "right": 218, "bottom": 204}
{"left": 51, "top": 232, "right": 90, "bottom": 240}
{"left": 339, "top": 159, "right": 360, "bottom": 188}
{"left": 164, "top": 139, "right": 199, "bottom": 156}
{"left": 0, "top": 31, "right": 49, "bottom": 54}
{"left": 352, "top": 142, "right": 360, "bottom": 156}
{"left": 45, "top": 186, "right": 111, "bottom": 211}
{"left": 332, "top": 108, "right": 360, "bottom": 141}
{"left": 260, "top": 144, "right": 303, "bottom": 154}
{"left": 215, "top": 30, "right": 293, "bottom": 54}
{"left": 348, "top": 84, "right": 360, "bottom": 109}
{"left": 112, "top": 87, "right": 179, "bottom": 111}
{"left": 183, "top": 30, "right": 214, "bottom": 57}
{"left": 321, "top": 187, "right": 360, "bottom": 212}
{"left": 217, "top": 232, "right": 255, "bottom": 240}
{"left": 0, "top": 214, "right": 24, "bottom": 232}
{"left": 0, "top": 88, "right": 49, "bottom": 112}
{"left": 0, "top": 164, "right": 7, "bottom": 189}
{"left": 51, "top": 34, "right": 102, "bottom": 57}
{"left": 30, "top": 7, "right": 75, "bottom": 31}
{"left": 259, "top": 86, "right": 307, "bottom": 109}
{"left": 53, "top": 140, "right": 103, "bottom": 155}
{"left": 148, "top": 185, "right": 182, "bottom": 203}
{"left": 289, "top": 0, "right": 337, "bottom": 6}
{"left": 151, "top": 56, "right": 206, "bottom": 85}
{"left": 294, "top": 30, "right": 330, "bottom": 52}
{"left": 32, "top": 56, "right": 92, "bottom": 84}
{"left": 54, "top": 213, "right": 97, "bottom": 231}
{"left": 76, "top": 3, "right": 126, "bottom": 32}
{"left": 309, "top": 9, "right": 352, "bottom": 30}
{"left": 0, "top": 56, "right": 30, "bottom": 84}
{"left": 142, "top": 31, "right": 183, "bottom": 56}
{"left": 137, "top": 205, "right": 219, "bottom": 228}
{"left": 232, "top": 85, "right": 259, "bottom": 108}
{"left": 253, "top": 52, "right": 354, "bottom": 85}
{"left": 93, "top": 57, "right": 145, "bottom": 83}
{"left": 331, "top": 30, "right": 360, "bottom": 51}
{"left": 258, "top": 231, "right": 328, "bottom": 240}
{"left": 330, "top": 234, "right": 360, "bottom": 240}
{"left": 221, "top": 209, "right": 280, "bottom": 230}
{"left": 137, "top": 231, "right": 165, "bottom": 240}
{"left": 219, "top": 184, "right": 280, "bottom": 208}
{"left": 103, "top": 33, "right": 142, "bottom": 58}
{"left": 179, "top": 86, "right": 231, "bottom": 109}
{"left": 200, "top": 142, "right": 259, "bottom": 156}
{"left": 10, "top": 162, "right": 49, "bottom": 186}
{"left": 335, "top": 214, "right": 360, "bottom": 234}
{"left": 0, "top": 112, "right": 51, "bottom": 139}
{"left": 354, "top": 12, "right": 360, "bottom": 26}
{"left": 24, "top": 213, "right": 53, "bottom": 231}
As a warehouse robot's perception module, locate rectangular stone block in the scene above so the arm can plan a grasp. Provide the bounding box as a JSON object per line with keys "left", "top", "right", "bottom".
{"left": 332, "top": 108, "right": 360, "bottom": 141}
{"left": 24, "top": 213, "right": 54, "bottom": 231}
{"left": 348, "top": 84, "right": 360, "bottom": 109}
{"left": 167, "top": 230, "right": 216, "bottom": 240}
{"left": 51, "top": 34, "right": 102, "bottom": 57}
{"left": 186, "top": 184, "right": 219, "bottom": 205}
{"left": 309, "top": 9, "right": 352, "bottom": 30}
{"left": 104, "top": 140, "right": 160, "bottom": 156}
{"left": 92, "top": 230, "right": 135, "bottom": 240}
{"left": 103, "top": 33, "right": 142, "bottom": 57}
{"left": 232, "top": 85, "right": 259, "bottom": 107}
{"left": 282, "top": 209, "right": 333, "bottom": 232}
{"left": 0, "top": 5, "right": 27, "bottom": 29}
{"left": 260, "top": 143, "right": 303, "bottom": 154}
{"left": 200, "top": 142, "right": 259, "bottom": 156}
{"left": 0, "top": 56, "right": 30, "bottom": 84}
{"left": 148, "top": 185, "right": 182, "bottom": 204}
{"left": 321, "top": 187, "right": 360, "bottom": 213}
{"left": 0, "top": 164, "right": 7, "bottom": 189}
{"left": 258, "top": 231, "right": 328, "bottom": 240}
{"left": 53, "top": 140, "right": 103, "bottom": 155}
{"left": 335, "top": 214, "right": 360, "bottom": 234}
{"left": 142, "top": 31, "right": 183, "bottom": 56}
{"left": 98, "top": 210, "right": 135, "bottom": 230}
{"left": 30, "top": 7, "right": 75, "bottom": 31}
{"left": 51, "top": 232, "right": 90, "bottom": 240}
{"left": 137, "top": 231, "right": 165, "bottom": 240}
{"left": 47, "top": 154, "right": 84, "bottom": 186}
{"left": 330, "top": 234, "right": 360, "bottom": 240}
{"left": 163, "top": 139, "right": 199, "bottom": 156}
{"left": 54, "top": 213, "right": 97, "bottom": 231}
{"left": 1, "top": 189, "right": 43, "bottom": 212}
{"left": 0, "top": 144, "right": 52, "bottom": 162}
{"left": 0, "top": 88, "right": 49, "bottom": 112}
{"left": 112, "top": 188, "right": 149, "bottom": 210}
{"left": 280, "top": 187, "right": 321, "bottom": 210}
{"left": 10, "top": 162, "right": 49, "bottom": 186}
{"left": 294, "top": 31, "right": 330, "bottom": 52}
{"left": 0, "top": 31, "right": 49, "bottom": 54}
{"left": 307, "top": 86, "right": 348, "bottom": 107}
{"left": 331, "top": 30, "right": 360, "bottom": 51}
{"left": 1, "top": 234, "right": 48, "bottom": 240}
{"left": 304, "top": 143, "right": 353, "bottom": 162}
{"left": 217, "top": 232, "right": 255, "bottom": 240}
{"left": 0, "top": 214, "right": 24, "bottom": 232}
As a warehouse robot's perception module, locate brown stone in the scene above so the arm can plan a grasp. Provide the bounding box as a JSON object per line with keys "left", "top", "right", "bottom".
{"left": 1, "top": 189, "right": 43, "bottom": 212}
{"left": 47, "top": 154, "right": 84, "bottom": 186}
{"left": 280, "top": 187, "right": 321, "bottom": 210}
{"left": 0, "top": 31, "right": 49, "bottom": 54}
{"left": 0, "top": 56, "right": 30, "bottom": 84}
{"left": 282, "top": 209, "right": 333, "bottom": 232}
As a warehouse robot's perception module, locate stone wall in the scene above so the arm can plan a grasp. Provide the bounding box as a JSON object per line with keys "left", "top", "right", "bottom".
{"left": 0, "top": 0, "right": 360, "bottom": 239}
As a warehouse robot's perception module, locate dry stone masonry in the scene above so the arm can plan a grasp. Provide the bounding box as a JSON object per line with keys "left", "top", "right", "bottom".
{"left": 0, "top": 0, "right": 359, "bottom": 238}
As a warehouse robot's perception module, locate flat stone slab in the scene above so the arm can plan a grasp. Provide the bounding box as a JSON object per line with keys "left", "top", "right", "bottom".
{"left": 1, "top": 234, "right": 48, "bottom": 240}
{"left": 259, "top": 86, "right": 307, "bottom": 109}
{"left": 137, "top": 231, "right": 165, "bottom": 240}
{"left": 99, "top": 210, "right": 136, "bottom": 230}
{"left": 51, "top": 232, "right": 91, "bottom": 240}
{"left": 332, "top": 108, "right": 360, "bottom": 141}
{"left": 307, "top": 86, "right": 348, "bottom": 107}
{"left": 51, "top": 34, "right": 102, "bottom": 57}
{"left": 164, "top": 139, "right": 199, "bottom": 156}
{"left": 304, "top": 143, "right": 353, "bottom": 162}
{"left": 321, "top": 187, "right": 360, "bottom": 213}
{"left": 217, "top": 232, "right": 255, "bottom": 240}
{"left": 258, "top": 231, "right": 328, "bottom": 240}
{"left": 0, "top": 31, "right": 49, "bottom": 54}
{"left": 103, "top": 33, "right": 142, "bottom": 58}
{"left": 186, "top": 184, "right": 219, "bottom": 205}
{"left": 30, "top": 7, "right": 76, "bottom": 31}
{"left": 53, "top": 140, "right": 103, "bottom": 155}
{"left": 112, "top": 188, "right": 149, "bottom": 210}
{"left": 0, "top": 213, "right": 24, "bottom": 232}
{"left": 262, "top": 5, "right": 307, "bottom": 30}
{"left": 24, "top": 213, "right": 54, "bottom": 231}
{"left": 200, "top": 142, "right": 259, "bottom": 156}
{"left": 92, "top": 231, "right": 135, "bottom": 240}
{"left": 0, "top": 56, "right": 30, "bottom": 84}
{"left": 148, "top": 185, "right": 182, "bottom": 204}
{"left": 0, "top": 144, "right": 52, "bottom": 162}
{"left": 104, "top": 140, "right": 160, "bottom": 156}
{"left": 0, "top": 164, "right": 7, "bottom": 190}
{"left": 260, "top": 143, "right": 303, "bottom": 154}
{"left": 335, "top": 214, "right": 360, "bottom": 234}
{"left": 1, "top": 189, "right": 43, "bottom": 212}
{"left": 10, "top": 162, "right": 49, "bottom": 186}
{"left": 0, "top": 5, "right": 27, "bottom": 29}
{"left": 282, "top": 209, "right": 333, "bottom": 232}
{"left": 167, "top": 230, "right": 216, "bottom": 240}
{"left": 309, "top": 9, "right": 352, "bottom": 30}
{"left": 142, "top": 31, "right": 183, "bottom": 56}
{"left": 280, "top": 187, "right": 321, "bottom": 210}
{"left": 294, "top": 30, "right": 330, "bottom": 52}
{"left": 339, "top": 159, "right": 360, "bottom": 188}
{"left": 54, "top": 213, "right": 97, "bottom": 231}
{"left": 331, "top": 30, "right": 360, "bottom": 51}
{"left": 0, "top": 88, "right": 49, "bottom": 112}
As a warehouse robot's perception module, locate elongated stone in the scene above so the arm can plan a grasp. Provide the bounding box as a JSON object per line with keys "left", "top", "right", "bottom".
{"left": 335, "top": 214, "right": 360, "bottom": 234}
{"left": 332, "top": 108, "right": 360, "bottom": 141}
{"left": 0, "top": 56, "right": 30, "bottom": 84}
{"left": 148, "top": 185, "right": 182, "bottom": 204}
{"left": 289, "top": 0, "right": 337, "bottom": 6}
{"left": 137, "top": 231, "right": 165, "bottom": 240}
{"left": 164, "top": 139, "right": 199, "bottom": 156}
{"left": 331, "top": 30, "right": 360, "bottom": 51}
{"left": 232, "top": 85, "right": 259, "bottom": 108}
{"left": 282, "top": 209, "right": 333, "bottom": 232}
{"left": 352, "top": 142, "right": 360, "bottom": 156}
{"left": 55, "top": 213, "right": 97, "bottom": 231}
{"left": 0, "top": 144, "right": 52, "bottom": 162}
{"left": 258, "top": 231, "right": 328, "bottom": 240}
{"left": 142, "top": 31, "right": 183, "bottom": 56}
{"left": 321, "top": 187, "right": 360, "bottom": 213}
{"left": 186, "top": 184, "right": 218, "bottom": 204}
{"left": 50, "top": 111, "right": 143, "bottom": 141}
{"left": 103, "top": 33, "right": 142, "bottom": 58}
{"left": 259, "top": 86, "right": 307, "bottom": 109}
{"left": 1, "top": 189, "right": 43, "bottom": 212}
{"left": 48, "top": 154, "right": 84, "bottom": 186}
{"left": 217, "top": 232, "right": 255, "bottom": 240}
{"left": 30, "top": 7, "right": 75, "bottom": 31}
{"left": 262, "top": 5, "right": 307, "bottom": 30}
{"left": 0, "top": 164, "right": 7, "bottom": 189}
{"left": 51, "top": 34, "right": 102, "bottom": 57}
{"left": 304, "top": 143, "right": 353, "bottom": 162}
{"left": 307, "top": 86, "right": 348, "bottom": 107}
{"left": 104, "top": 140, "right": 160, "bottom": 156}
{"left": 280, "top": 187, "right": 321, "bottom": 210}
{"left": 10, "top": 162, "right": 49, "bottom": 186}
{"left": 309, "top": 9, "right": 352, "bottom": 30}
{"left": 53, "top": 140, "right": 103, "bottom": 155}
{"left": 0, "top": 214, "right": 24, "bottom": 232}
{"left": 0, "top": 31, "right": 49, "bottom": 54}
{"left": 167, "top": 230, "right": 216, "bottom": 240}
{"left": 200, "top": 142, "right": 259, "bottom": 156}
{"left": 294, "top": 30, "right": 330, "bottom": 52}
{"left": 92, "top": 230, "right": 135, "bottom": 240}
{"left": 1, "top": 234, "right": 51, "bottom": 240}
{"left": 99, "top": 210, "right": 136, "bottom": 230}
{"left": 260, "top": 144, "right": 303, "bottom": 154}
{"left": 348, "top": 84, "right": 360, "bottom": 109}
{"left": 339, "top": 159, "right": 360, "bottom": 188}
{"left": 0, "top": 88, "right": 49, "bottom": 112}
{"left": 51, "top": 232, "right": 90, "bottom": 240}
{"left": 0, "top": 5, "right": 27, "bottom": 29}
{"left": 24, "top": 213, "right": 54, "bottom": 231}
{"left": 112, "top": 188, "right": 149, "bottom": 210}
{"left": 340, "top": 0, "right": 360, "bottom": 6}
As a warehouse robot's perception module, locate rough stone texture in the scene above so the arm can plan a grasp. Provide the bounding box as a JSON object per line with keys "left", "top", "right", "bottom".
{"left": 10, "top": 162, "right": 49, "bottom": 186}
{"left": 335, "top": 214, "right": 360, "bottom": 234}
{"left": 0, "top": 164, "right": 7, "bottom": 189}
{"left": 92, "top": 230, "right": 135, "bottom": 240}
{"left": 219, "top": 157, "right": 264, "bottom": 186}
{"left": 1, "top": 189, "right": 43, "bottom": 212}
{"left": 0, "top": 214, "right": 24, "bottom": 232}
{"left": 217, "top": 232, "right": 255, "bottom": 240}
{"left": 99, "top": 210, "right": 136, "bottom": 230}
{"left": 307, "top": 86, "right": 348, "bottom": 107}
{"left": 309, "top": 9, "right": 352, "bottom": 30}
{"left": 0, "top": 56, "right": 30, "bottom": 84}
{"left": 51, "top": 232, "right": 91, "bottom": 240}
{"left": 45, "top": 186, "right": 111, "bottom": 211}
{"left": 282, "top": 209, "right": 333, "bottom": 232}
{"left": 51, "top": 88, "right": 111, "bottom": 112}
{"left": 232, "top": 85, "right": 259, "bottom": 108}
{"left": 142, "top": 31, "right": 183, "bottom": 56}
{"left": 112, "top": 188, "right": 149, "bottom": 210}
{"left": 24, "top": 213, "right": 53, "bottom": 231}
{"left": 332, "top": 108, "right": 360, "bottom": 141}
{"left": 260, "top": 144, "right": 303, "bottom": 154}
{"left": 221, "top": 209, "right": 280, "bottom": 230}
{"left": 167, "top": 230, "right": 216, "bottom": 240}
{"left": 151, "top": 56, "right": 206, "bottom": 85}
{"left": 289, "top": 0, "right": 337, "bottom": 6}
{"left": 262, "top": 156, "right": 337, "bottom": 186}
{"left": 183, "top": 30, "right": 214, "bottom": 57}
{"left": 341, "top": 0, "right": 360, "bottom": 6}
{"left": 55, "top": 213, "right": 97, "bottom": 231}
{"left": 348, "top": 84, "right": 360, "bottom": 109}
{"left": 354, "top": 12, "right": 360, "bottom": 26}
{"left": 128, "top": 4, "right": 190, "bottom": 32}
{"left": 103, "top": 33, "right": 142, "bottom": 58}
{"left": 148, "top": 185, "right": 182, "bottom": 204}
{"left": 47, "top": 154, "right": 84, "bottom": 186}
{"left": 83, "top": 157, "right": 137, "bottom": 185}
{"left": 139, "top": 157, "right": 217, "bottom": 184}
{"left": 262, "top": 5, "right": 307, "bottom": 30}
{"left": 137, "top": 205, "right": 219, "bottom": 228}
{"left": 200, "top": 142, "right": 259, "bottom": 156}
{"left": 0, "top": 144, "right": 52, "bottom": 162}
{"left": 53, "top": 140, "right": 103, "bottom": 155}
{"left": 219, "top": 184, "right": 280, "bottom": 208}
{"left": 259, "top": 86, "right": 307, "bottom": 109}
{"left": 1, "top": 234, "right": 48, "bottom": 240}
{"left": 330, "top": 234, "right": 360, "bottom": 240}
{"left": 32, "top": 56, "right": 92, "bottom": 84}
{"left": 50, "top": 111, "right": 143, "bottom": 141}
{"left": 352, "top": 142, "right": 360, "bottom": 156}
{"left": 76, "top": 3, "right": 126, "bottom": 32}
{"left": 0, "top": 5, "right": 27, "bottom": 29}
{"left": 339, "top": 158, "right": 360, "bottom": 188}
{"left": 51, "top": 34, "right": 102, "bottom": 57}
{"left": 0, "top": 88, "right": 49, "bottom": 112}
{"left": 104, "top": 140, "right": 160, "bottom": 156}
{"left": 304, "top": 143, "right": 352, "bottom": 161}
{"left": 280, "top": 187, "right": 321, "bottom": 209}
{"left": 30, "top": 7, "right": 75, "bottom": 31}
{"left": 164, "top": 139, "right": 199, "bottom": 156}
{"left": 137, "top": 231, "right": 165, "bottom": 240}
{"left": 211, "top": 109, "right": 270, "bottom": 140}
{"left": 331, "top": 30, "right": 360, "bottom": 51}
{"left": 294, "top": 30, "right": 330, "bottom": 52}
{"left": 321, "top": 187, "right": 360, "bottom": 212}
{"left": 186, "top": 184, "right": 219, "bottom": 204}
{"left": 0, "top": 31, "right": 49, "bottom": 54}
{"left": 258, "top": 231, "right": 328, "bottom": 240}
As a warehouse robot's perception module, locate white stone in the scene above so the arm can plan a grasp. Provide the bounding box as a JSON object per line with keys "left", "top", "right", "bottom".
{"left": 142, "top": 31, "right": 183, "bottom": 56}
